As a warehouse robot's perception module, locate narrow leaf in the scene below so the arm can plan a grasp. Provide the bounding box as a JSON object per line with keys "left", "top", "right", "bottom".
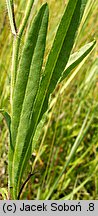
{"left": 60, "top": 40, "right": 96, "bottom": 82}
{"left": 11, "top": 3, "right": 48, "bottom": 149}
{"left": 0, "top": 109, "right": 11, "bottom": 136}
{"left": 0, "top": 188, "right": 8, "bottom": 200}
{"left": 18, "top": 0, "right": 34, "bottom": 38}
{"left": 13, "top": 0, "right": 88, "bottom": 199}
{"left": 46, "top": 110, "right": 93, "bottom": 199}
{"left": 32, "top": 0, "right": 88, "bottom": 125}
{"left": 0, "top": 109, "right": 12, "bottom": 191}
{"left": 6, "top": 0, "right": 17, "bottom": 35}
{"left": 10, "top": 3, "right": 45, "bottom": 190}
{"left": 11, "top": 3, "right": 49, "bottom": 199}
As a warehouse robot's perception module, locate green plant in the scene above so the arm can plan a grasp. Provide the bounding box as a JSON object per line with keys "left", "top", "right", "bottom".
{"left": 0, "top": 0, "right": 96, "bottom": 199}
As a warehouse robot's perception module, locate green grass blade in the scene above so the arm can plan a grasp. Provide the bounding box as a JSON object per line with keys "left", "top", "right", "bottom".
{"left": 0, "top": 109, "right": 12, "bottom": 196}
{"left": 61, "top": 177, "right": 92, "bottom": 200}
{"left": 61, "top": 164, "right": 98, "bottom": 200}
{"left": 6, "top": 0, "right": 17, "bottom": 35}
{"left": 12, "top": 4, "right": 49, "bottom": 199}
{"left": 60, "top": 40, "right": 96, "bottom": 82}
{"left": 0, "top": 188, "right": 8, "bottom": 200}
{"left": 18, "top": 0, "right": 34, "bottom": 38}
{"left": 45, "top": 111, "right": 94, "bottom": 199}
{"left": 0, "top": 109, "right": 11, "bottom": 134}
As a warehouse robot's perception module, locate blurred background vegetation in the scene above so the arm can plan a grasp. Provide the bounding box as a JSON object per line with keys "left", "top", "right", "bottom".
{"left": 0, "top": 0, "right": 98, "bottom": 199}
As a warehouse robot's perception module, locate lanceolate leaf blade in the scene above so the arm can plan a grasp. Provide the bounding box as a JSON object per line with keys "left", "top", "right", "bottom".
{"left": 14, "top": 0, "right": 88, "bottom": 199}
{"left": 12, "top": 4, "right": 49, "bottom": 199}
{"left": 60, "top": 40, "right": 96, "bottom": 82}
{"left": 10, "top": 3, "right": 49, "bottom": 191}
{"left": 32, "top": 0, "right": 88, "bottom": 124}
{"left": 11, "top": 3, "right": 48, "bottom": 150}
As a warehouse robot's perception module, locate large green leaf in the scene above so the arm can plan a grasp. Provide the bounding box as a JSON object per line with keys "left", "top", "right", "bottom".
{"left": 11, "top": 3, "right": 48, "bottom": 150}
{"left": 11, "top": 3, "right": 49, "bottom": 199}
{"left": 10, "top": 3, "right": 48, "bottom": 192}
{"left": 32, "top": 0, "right": 88, "bottom": 125}
{"left": 29, "top": 0, "right": 88, "bottom": 154}
{"left": 12, "top": 0, "right": 88, "bottom": 199}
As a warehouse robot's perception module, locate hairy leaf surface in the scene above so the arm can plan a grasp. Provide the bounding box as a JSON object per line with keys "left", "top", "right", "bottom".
{"left": 32, "top": 0, "right": 88, "bottom": 125}
{"left": 13, "top": 0, "right": 88, "bottom": 199}
{"left": 11, "top": 3, "right": 48, "bottom": 149}
{"left": 60, "top": 40, "right": 96, "bottom": 82}
{"left": 12, "top": 3, "right": 49, "bottom": 198}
